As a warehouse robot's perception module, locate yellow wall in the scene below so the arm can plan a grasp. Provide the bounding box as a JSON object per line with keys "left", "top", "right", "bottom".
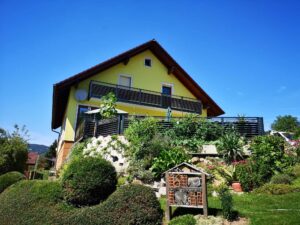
{"left": 62, "top": 50, "right": 206, "bottom": 141}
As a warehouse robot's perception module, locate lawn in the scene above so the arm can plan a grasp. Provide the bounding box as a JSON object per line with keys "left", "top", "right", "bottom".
{"left": 160, "top": 191, "right": 300, "bottom": 225}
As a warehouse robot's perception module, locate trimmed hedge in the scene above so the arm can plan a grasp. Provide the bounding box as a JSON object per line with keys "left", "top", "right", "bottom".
{"left": 169, "top": 215, "right": 196, "bottom": 225}
{"left": 70, "top": 184, "right": 163, "bottom": 225}
{"left": 0, "top": 181, "right": 162, "bottom": 225}
{"left": 271, "top": 174, "right": 294, "bottom": 184}
{"left": 0, "top": 180, "right": 75, "bottom": 225}
{"left": 61, "top": 157, "right": 117, "bottom": 206}
{"left": 254, "top": 183, "right": 300, "bottom": 195}
{"left": 0, "top": 171, "right": 25, "bottom": 193}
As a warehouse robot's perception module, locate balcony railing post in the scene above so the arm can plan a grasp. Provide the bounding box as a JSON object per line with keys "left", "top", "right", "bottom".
{"left": 139, "top": 89, "right": 142, "bottom": 103}
{"left": 115, "top": 85, "right": 119, "bottom": 98}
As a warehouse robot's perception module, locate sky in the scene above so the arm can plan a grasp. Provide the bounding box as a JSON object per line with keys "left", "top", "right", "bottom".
{"left": 0, "top": 0, "right": 299, "bottom": 145}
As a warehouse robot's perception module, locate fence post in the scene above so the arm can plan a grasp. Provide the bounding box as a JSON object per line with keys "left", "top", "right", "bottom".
{"left": 93, "top": 119, "right": 98, "bottom": 137}
{"left": 202, "top": 173, "right": 208, "bottom": 217}
{"left": 117, "top": 115, "right": 125, "bottom": 134}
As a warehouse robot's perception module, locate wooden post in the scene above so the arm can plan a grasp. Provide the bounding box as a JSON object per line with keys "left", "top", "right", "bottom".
{"left": 165, "top": 172, "right": 171, "bottom": 222}
{"left": 202, "top": 173, "right": 208, "bottom": 217}
{"left": 93, "top": 119, "right": 98, "bottom": 137}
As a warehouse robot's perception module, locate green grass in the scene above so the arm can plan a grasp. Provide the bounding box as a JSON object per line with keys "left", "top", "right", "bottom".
{"left": 160, "top": 192, "right": 300, "bottom": 225}
{"left": 208, "top": 192, "right": 300, "bottom": 225}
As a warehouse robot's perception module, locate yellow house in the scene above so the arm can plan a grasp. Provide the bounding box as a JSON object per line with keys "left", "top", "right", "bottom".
{"left": 52, "top": 40, "right": 224, "bottom": 170}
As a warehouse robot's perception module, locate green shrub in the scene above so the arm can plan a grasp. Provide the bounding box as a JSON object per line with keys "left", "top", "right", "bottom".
{"left": 169, "top": 214, "right": 196, "bottom": 225}
{"left": 127, "top": 159, "right": 155, "bottom": 183}
{"left": 69, "top": 184, "right": 163, "bottom": 225}
{"left": 165, "top": 115, "right": 224, "bottom": 152}
{"left": 271, "top": 174, "right": 294, "bottom": 184}
{"left": 125, "top": 117, "right": 159, "bottom": 160}
{"left": 61, "top": 157, "right": 117, "bottom": 206}
{"left": 235, "top": 162, "right": 253, "bottom": 192}
{"left": 151, "top": 147, "right": 190, "bottom": 178}
{"left": 0, "top": 171, "right": 25, "bottom": 193}
{"left": 218, "top": 185, "right": 235, "bottom": 221}
{"left": 0, "top": 182, "right": 162, "bottom": 225}
{"left": 69, "top": 141, "right": 87, "bottom": 160}
{"left": 293, "top": 164, "right": 300, "bottom": 177}
{"left": 217, "top": 130, "right": 243, "bottom": 164}
{"left": 0, "top": 180, "right": 74, "bottom": 225}
{"left": 254, "top": 183, "right": 300, "bottom": 195}
{"left": 250, "top": 135, "right": 285, "bottom": 173}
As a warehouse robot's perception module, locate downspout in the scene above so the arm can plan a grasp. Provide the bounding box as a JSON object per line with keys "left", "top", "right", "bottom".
{"left": 51, "top": 129, "right": 61, "bottom": 172}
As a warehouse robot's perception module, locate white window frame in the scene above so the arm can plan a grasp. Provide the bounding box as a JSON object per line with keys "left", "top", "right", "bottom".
{"left": 118, "top": 74, "right": 133, "bottom": 88}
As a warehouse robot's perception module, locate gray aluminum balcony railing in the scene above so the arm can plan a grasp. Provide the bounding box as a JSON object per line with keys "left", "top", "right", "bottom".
{"left": 88, "top": 81, "right": 202, "bottom": 113}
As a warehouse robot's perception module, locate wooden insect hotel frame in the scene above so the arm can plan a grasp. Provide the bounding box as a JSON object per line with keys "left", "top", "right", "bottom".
{"left": 165, "top": 162, "right": 211, "bottom": 222}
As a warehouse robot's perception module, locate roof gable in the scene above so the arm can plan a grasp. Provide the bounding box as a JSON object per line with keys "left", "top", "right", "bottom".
{"left": 52, "top": 40, "right": 224, "bottom": 129}
{"left": 165, "top": 162, "right": 211, "bottom": 176}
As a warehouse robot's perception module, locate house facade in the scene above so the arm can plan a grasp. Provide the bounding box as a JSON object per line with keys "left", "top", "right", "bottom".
{"left": 52, "top": 40, "right": 224, "bottom": 170}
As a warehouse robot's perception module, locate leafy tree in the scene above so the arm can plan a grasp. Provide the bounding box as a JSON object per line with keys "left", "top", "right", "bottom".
{"left": 0, "top": 125, "right": 29, "bottom": 175}
{"left": 99, "top": 92, "right": 117, "bottom": 119}
{"left": 44, "top": 140, "right": 57, "bottom": 169}
{"left": 271, "top": 115, "right": 300, "bottom": 132}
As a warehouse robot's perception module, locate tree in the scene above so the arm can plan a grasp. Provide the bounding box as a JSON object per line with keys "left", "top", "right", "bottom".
{"left": 0, "top": 125, "right": 29, "bottom": 175}
{"left": 271, "top": 115, "right": 300, "bottom": 132}
{"left": 99, "top": 92, "right": 117, "bottom": 119}
{"left": 44, "top": 140, "right": 57, "bottom": 169}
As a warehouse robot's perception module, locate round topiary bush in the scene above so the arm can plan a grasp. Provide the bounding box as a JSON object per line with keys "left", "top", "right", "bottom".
{"left": 70, "top": 184, "right": 163, "bottom": 225}
{"left": 61, "top": 157, "right": 117, "bottom": 206}
{"left": 0, "top": 171, "right": 25, "bottom": 193}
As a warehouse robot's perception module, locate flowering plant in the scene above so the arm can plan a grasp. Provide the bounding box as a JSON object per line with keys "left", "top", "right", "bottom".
{"left": 83, "top": 135, "right": 130, "bottom": 172}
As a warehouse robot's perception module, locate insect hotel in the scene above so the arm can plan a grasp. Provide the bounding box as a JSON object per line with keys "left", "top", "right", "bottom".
{"left": 165, "top": 162, "right": 211, "bottom": 221}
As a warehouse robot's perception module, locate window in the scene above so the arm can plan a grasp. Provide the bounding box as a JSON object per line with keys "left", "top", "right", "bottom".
{"left": 118, "top": 75, "right": 131, "bottom": 88}
{"left": 76, "top": 105, "right": 98, "bottom": 129}
{"left": 162, "top": 85, "right": 172, "bottom": 96}
{"left": 144, "top": 58, "right": 152, "bottom": 67}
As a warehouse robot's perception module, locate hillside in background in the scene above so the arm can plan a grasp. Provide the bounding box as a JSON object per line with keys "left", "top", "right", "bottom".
{"left": 28, "top": 144, "right": 49, "bottom": 154}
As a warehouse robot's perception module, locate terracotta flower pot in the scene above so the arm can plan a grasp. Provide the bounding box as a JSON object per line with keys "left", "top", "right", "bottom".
{"left": 231, "top": 181, "right": 243, "bottom": 192}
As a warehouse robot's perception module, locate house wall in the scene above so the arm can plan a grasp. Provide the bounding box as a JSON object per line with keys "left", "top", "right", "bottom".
{"left": 62, "top": 50, "right": 207, "bottom": 142}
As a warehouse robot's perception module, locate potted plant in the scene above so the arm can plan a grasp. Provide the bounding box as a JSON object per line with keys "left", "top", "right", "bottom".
{"left": 217, "top": 165, "right": 243, "bottom": 192}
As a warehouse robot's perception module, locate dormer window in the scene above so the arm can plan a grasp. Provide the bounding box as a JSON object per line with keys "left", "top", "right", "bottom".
{"left": 144, "top": 58, "right": 152, "bottom": 67}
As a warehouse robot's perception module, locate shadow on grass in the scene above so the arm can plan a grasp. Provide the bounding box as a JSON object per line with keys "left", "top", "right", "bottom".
{"left": 172, "top": 207, "right": 239, "bottom": 221}
{"left": 172, "top": 207, "right": 223, "bottom": 217}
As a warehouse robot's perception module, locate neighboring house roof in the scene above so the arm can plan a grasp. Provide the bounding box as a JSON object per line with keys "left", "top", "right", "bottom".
{"left": 52, "top": 40, "right": 224, "bottom": 129}
{"left": 27, "top": 152, "right": 39, "bottom": 165}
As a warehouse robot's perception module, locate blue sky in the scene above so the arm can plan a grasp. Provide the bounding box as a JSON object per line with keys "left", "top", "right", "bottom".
{"left": 0, "top": 0, "right": 299, "bottom": 145}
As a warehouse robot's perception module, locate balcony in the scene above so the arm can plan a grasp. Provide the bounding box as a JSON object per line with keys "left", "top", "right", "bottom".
{"left": 75, "top": 115, "right": 265, "bottom": 142}
{"left": 88, "top": 81, "right": 202, "bottom": 114}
